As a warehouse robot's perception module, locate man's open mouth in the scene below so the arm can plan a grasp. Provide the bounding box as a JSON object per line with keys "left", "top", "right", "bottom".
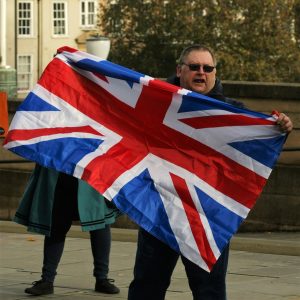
{"left": 193, "top": 78, "right": 205, "bottom": 83}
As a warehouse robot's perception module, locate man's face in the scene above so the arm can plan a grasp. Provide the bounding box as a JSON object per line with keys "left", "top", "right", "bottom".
{"left": 176, "top": 50, "right": 216, "bottom": 95}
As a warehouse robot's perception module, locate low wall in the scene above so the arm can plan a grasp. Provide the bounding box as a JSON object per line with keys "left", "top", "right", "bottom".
{"left": 1, "top": 81, "right": 300, "bottom": 231}
{"left": 0, "top": 164, "right": 299, "bottom": 231}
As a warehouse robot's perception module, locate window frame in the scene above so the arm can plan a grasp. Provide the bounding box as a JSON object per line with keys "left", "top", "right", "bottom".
{"left": 17, "top": 0, "right": 34, "bottom": 37}
{"left": 17, "top": 54, "right": 33, "bottom": 92}
{"left": 80, "top": 0, "right": 97, "bottom": 29}
{"left": 52, "top": 0, "right": 68, "bottom": 37}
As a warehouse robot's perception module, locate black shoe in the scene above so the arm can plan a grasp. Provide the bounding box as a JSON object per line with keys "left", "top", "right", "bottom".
{"left": 25, "top": 279, "right": 54, "bottom": 295}
{"left": 95, "top": 278, "right": 120, "bottom": 294}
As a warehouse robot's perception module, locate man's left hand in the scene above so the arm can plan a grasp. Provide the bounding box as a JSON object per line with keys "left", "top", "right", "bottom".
{"left": 277, "top": 113, "right": 293, "bottom": 133}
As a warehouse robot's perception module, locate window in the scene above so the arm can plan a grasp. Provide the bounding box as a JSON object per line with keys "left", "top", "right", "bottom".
{"left": 53, "top": 1, "right": 67, "bottom": 36}
{"left": 80, "top": 0, "right": 97, "bottom": 28}
{"left": 18, "top": 1, "right": 33, "bottom": 36}
{"left": 17, "top": 55, "right": 32, "bottom": 91}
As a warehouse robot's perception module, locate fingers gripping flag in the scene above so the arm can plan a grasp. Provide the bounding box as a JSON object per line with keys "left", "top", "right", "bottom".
{"left": 3, "top": 46, "right": 286, "bottom": 272}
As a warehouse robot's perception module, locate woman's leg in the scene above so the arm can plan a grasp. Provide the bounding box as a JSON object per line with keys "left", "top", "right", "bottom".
{"left": 41, "top": 235, "right": 66, "bottom": 282}
{"left": 41, "top": 173, "right": 78, "bottom": 282}
{"left": 90, "top": 225, "right": 111, "bottom": 280}
{"left": 25, "top": 173, "right": 76, "bottom": 295}
{"left": 90, "top": 225, "right": 120, "bottom": 294}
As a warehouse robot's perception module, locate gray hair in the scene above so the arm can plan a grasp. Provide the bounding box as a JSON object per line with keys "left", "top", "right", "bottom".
{"left": 177, "top": 44, "right": 217, "bottom": 66}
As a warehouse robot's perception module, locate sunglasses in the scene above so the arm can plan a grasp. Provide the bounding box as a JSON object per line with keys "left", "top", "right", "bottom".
{"left": 181, "top": 63, "right": 215, "bottom": 73}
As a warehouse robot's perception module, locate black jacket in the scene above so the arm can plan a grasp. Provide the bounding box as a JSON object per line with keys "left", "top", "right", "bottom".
{"left": 166, "top": 75, "right": 244, "bottom": 109}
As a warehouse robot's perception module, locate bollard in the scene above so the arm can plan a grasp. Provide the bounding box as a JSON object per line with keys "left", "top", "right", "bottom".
{"left": 0, "top": 91, "right": 9, "bottom": 137}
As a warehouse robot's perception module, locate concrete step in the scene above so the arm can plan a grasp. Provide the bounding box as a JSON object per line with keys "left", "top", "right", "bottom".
{"left": 1, "top": 220, "right": 300, "bottom": 256}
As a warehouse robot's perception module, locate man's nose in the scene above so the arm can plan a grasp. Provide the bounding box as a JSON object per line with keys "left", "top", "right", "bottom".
{"left": 196, "top": 66, "right": 205, "bottom": 74}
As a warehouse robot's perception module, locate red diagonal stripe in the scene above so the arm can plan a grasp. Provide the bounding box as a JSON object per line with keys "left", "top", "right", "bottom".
{"left": 93, "top": 72, "right": 109, "bottom": 83}
{"left": 58, "top": 46, "right": 77, "bottom": 53}
{"left": 180, "top": 114, "right": 275, "bottom": 129}
{"left": 6, "top": 126, "right": 102, "bottom": 141}
{"left": 170, "top": 173, "right": 216, "bottom": 271}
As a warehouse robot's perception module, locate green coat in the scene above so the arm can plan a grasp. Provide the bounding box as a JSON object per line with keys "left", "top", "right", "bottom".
{"left": 14, "top": 165, "right": 120, "bottom": 236}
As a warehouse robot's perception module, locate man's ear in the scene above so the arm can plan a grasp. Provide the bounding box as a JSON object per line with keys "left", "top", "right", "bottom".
{"left": 176, "top": 65, "right": 182, "bottom": 77}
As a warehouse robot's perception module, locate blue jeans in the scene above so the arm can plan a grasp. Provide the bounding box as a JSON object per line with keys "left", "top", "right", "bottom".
{"left": 41, "top": 173, "right": 111, "bottom": 282}
{"left": 128, "top": 228, "right": 229, "bottom": 300}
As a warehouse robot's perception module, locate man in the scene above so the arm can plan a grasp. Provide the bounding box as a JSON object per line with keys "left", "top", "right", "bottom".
{"left": 128, "top": 44, "right": 293, "bottom": 300}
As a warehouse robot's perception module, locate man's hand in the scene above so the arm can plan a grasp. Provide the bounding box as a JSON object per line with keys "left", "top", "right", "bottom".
{"left": 276, "top": 113, "right": 293, "bottom": 133}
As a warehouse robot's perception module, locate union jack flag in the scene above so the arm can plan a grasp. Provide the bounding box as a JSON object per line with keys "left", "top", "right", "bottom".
{"left": 3, "top": 46, "right": 286, "bottom": 271}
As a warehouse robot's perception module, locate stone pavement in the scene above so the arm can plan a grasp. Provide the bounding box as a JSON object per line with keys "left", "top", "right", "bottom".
{"left": 0, "top": 222, "right": 300, "bottom": 300}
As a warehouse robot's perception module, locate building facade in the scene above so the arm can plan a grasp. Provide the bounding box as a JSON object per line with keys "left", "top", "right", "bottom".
{"left": 1, "top": 0, "right": 104, "bottom": 99}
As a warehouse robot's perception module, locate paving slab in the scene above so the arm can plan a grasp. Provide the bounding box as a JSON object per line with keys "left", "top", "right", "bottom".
{"left": 1, "top": 231, "right": 300, "bottom": 300}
